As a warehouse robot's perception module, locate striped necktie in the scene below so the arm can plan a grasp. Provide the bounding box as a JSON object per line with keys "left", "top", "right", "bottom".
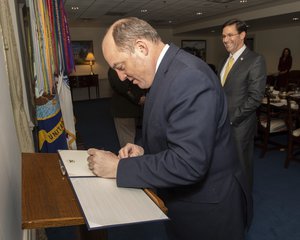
{"left": 221, "top": 56, "right": 234, "bottom": 86}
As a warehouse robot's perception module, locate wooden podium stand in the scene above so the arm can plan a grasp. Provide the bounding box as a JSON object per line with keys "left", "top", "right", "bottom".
{"left": 22, "top": 152, "right": 106, "bottom": 239}
{"left": 22, "top": 152, "right": 166, "bottom": 239}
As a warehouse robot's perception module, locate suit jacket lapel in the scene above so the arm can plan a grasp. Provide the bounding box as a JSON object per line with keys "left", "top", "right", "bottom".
{"left": 223, "top": 47, "right": 249, "bottom": 86}
{"left": 142, "top": 44, "right": 180, "bottom": 139}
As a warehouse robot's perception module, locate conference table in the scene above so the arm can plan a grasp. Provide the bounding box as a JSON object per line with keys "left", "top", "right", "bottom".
{"left": 262, "top": 89, "right": 300, "bottom": 109}
{"left": 22, "top": 152, "right": 166, "bottom": 240}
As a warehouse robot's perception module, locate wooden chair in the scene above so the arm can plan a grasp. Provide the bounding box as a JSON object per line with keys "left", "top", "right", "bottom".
{"left": 284, "top": 96, "right": 300, "bottom": 168}
{"left": 256, "top": 93, "right": 288, "bottom": 158}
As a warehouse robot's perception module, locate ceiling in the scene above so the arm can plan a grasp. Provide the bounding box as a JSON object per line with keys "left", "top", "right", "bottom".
{"left": 63, "top": 0, "right": 300, "bottom": 35}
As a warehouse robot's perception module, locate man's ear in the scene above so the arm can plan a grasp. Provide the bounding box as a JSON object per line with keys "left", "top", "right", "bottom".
{"left": 240, "top": 31, "right": 246, "bottom": 40}
{"left": 135, "top": 40, "right": 149, "bottom": 56}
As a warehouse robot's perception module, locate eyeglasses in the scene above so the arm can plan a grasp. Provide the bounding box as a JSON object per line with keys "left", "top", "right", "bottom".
{"left": 222, "top": 33, "right": 240, "bottom": 40}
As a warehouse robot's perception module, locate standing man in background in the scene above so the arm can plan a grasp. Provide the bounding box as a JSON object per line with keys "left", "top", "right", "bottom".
{"left": 88, "top": 17, "right": 252, "bottom": 240}
{"left": 218, "top": 19, "right": 266, "bottom": 190}
{"left": 108, "top": 67, "right": 146, "bottom": 148}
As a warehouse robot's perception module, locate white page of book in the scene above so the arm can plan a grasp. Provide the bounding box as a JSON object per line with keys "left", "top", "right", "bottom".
{"left": 58, "top": 150, "right": 95, "bottom": 177}
{"left": 70, "top": 177, "right": 168, "bottom": 229}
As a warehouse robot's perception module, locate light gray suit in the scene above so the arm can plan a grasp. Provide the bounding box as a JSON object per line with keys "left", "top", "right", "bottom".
{"left": 218, "top": 47, "right": 266, "bottom": 189}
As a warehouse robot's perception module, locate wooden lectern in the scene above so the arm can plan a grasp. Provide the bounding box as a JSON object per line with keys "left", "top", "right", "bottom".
{"left": 22, "top": 153, "right": 167, "bottom": 240}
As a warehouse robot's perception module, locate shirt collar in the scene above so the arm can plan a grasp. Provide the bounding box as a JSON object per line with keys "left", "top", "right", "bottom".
{"left": 156, "top": 44, "right": 170, "bottom": 72}
{"left": 230, "top": 44, "right": 246, "bottom": 61}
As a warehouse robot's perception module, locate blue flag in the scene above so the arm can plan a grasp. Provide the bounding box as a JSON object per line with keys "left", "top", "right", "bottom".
{"left": 36, "top": 94, "right": 68, "bottom": 153}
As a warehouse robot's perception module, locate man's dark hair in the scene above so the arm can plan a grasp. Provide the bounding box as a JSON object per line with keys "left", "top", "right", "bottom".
{"left": 222, "top": 19, "right": 247, "bottom": 34}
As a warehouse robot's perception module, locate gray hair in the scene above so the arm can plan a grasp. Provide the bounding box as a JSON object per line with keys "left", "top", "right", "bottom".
{"left": 111, "top": 17, "right": 161, "bottom": 53}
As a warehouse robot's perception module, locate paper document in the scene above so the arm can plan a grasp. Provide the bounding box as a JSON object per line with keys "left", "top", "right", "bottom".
{"left": 71, "top": 177, "right": 168, "bottom": 229}
{"left": 57, "top": 149, "right": 168, "bottom": 229}
{"left": 58, "top": 150, "right": 95, "bottom": 177}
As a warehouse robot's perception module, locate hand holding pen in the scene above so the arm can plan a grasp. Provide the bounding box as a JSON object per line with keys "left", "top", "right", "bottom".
{"left": 86, "top": 144, "right": 144, "bottom": 178}
{"left": 118, "top": 143, "right": 144, "bottom": 158}
{"left": 87, "top": 148, "right": 120, "bottom": 178}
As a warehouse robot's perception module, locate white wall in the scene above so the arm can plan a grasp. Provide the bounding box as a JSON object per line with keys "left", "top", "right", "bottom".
{"left": 69, "top": 28, "right": 109, "bottom": 78}
{"left": 179, "top": 25, "right": 300, "bottom": 75}
{"left": 68, "top": 27, "right": 185, "bottom": 78}
{"left": 253, "top": 25, "right": 300, "bottom": 74}
{"left": 0, "top": 10, "right": 22, "bottom": 240}
{"left": 69, "top": 27, "right": 113, "bottom": 99}
{"left": 69, "top": 24, "right": 300, "bottom": 97}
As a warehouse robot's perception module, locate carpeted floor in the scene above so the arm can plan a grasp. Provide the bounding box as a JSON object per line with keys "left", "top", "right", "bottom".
{"left": 46, "top": 98, "right": 300, "bottom": 240}
{"left": 246, "top": 148, "right": 300, "bottom": 240}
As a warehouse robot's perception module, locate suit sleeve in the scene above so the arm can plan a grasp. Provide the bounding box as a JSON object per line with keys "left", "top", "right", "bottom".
{"left": 116, "top": 69, "right": 222, "bottom": 188}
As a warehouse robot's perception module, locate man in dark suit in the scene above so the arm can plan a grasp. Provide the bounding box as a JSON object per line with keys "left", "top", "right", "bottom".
{"left": 218, "top": 19, "right": 266, "bottom": 189}
{"left": 88, "top": 17, "right": 252, "bottom": 240}
{"left": 108, "top": 67, "right": 146, "bottom": 148}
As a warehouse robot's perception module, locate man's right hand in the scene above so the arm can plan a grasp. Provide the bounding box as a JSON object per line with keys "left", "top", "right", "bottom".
{"left": 118, "top": 143, "right": 144, "bottom": 158}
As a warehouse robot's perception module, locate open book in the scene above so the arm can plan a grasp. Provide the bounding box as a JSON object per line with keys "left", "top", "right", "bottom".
{"left": 58, "top": 149, "right": 94, "bottom": 177}
{"left": 58, "top": 150, "right": 168, "bottom": 230}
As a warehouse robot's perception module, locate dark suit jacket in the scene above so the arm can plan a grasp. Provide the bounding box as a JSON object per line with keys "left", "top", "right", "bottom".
{"left": 117, "top": 44, "right": 252, "bottom": 234}
{"left": 108, "top": 67, "right": 145, "bottom": 118}
{"left": 218, "top": 48, "right": 266, "bottom": 188}
{"left": 218, "top": 47, "right": 266, "bottom": 129}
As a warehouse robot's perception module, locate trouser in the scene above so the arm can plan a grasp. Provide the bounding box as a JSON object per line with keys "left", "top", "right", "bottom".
{"left": 232, "top": 124, "right": 255, "bottom": 191}
{"left": 114, "top": 117, "right": 136, "bottom": 148}
{"left": 164, "top": 180, "right": 246, "bottom": 240}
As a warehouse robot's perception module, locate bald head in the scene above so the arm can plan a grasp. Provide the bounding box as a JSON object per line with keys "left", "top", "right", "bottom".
{"left": 103, "top": 17, "right": 161, "bottom": 54}
{"left": 101, "top": 17, "right": 165, "bottom": 89}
